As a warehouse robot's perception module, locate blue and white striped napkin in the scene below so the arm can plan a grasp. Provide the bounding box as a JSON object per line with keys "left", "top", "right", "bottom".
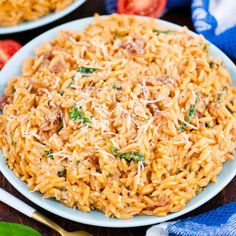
{"left": 146, "top": 202, "right": 236, "bottom": 236}
{"left": 192, "top": 0, "right": 236, "bottom": 59}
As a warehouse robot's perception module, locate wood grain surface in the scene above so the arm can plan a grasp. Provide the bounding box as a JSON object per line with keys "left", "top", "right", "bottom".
{"left": 0, "top": 1, "right": 235, "bottom": 235}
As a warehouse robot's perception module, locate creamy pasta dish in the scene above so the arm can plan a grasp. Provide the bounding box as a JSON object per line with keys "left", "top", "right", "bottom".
{"left": 0, "top": 0, "right": 74, "bottom": 26}
{"left": 0, "top": 15, "right": 236, "bottom": 218}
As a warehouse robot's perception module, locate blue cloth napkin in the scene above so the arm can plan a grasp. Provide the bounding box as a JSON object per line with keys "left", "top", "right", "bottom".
{"left": 192, "top": 0, "right": 236, "bottom": 59}
{"left": 146, "top": 202, "right": 236, "bottom": 236}
{"left": 104, "top": 0, "right": 236, "bottom": 59}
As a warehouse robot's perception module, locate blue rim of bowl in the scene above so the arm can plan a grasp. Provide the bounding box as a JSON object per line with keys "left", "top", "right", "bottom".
{"left": 0, "top": 16, "right": 236, "bottom": 228}
{"left": 0, "top": 0, "right": 86, "bottom": 35}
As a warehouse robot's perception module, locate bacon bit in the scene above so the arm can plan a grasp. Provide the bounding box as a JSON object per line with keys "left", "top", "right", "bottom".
{"left": 85, "top": 155, "right": 99, "bottom": 165}
{"left": 120, "top": 40, "right": 143, "bottom": 54}
{"left": 0, "top": 95, "right": 7, "bottom": 110}
{"left": 230, "top": 128, "right": 236, "bottom": 137}
{"left": 147, "top": 104, "right": 159, "bottom": 116}
{"left": 196, "top": 111, "right": 204, "bottom": 118}
{"left": 39, "top": 52, "right": 52, "bottom": 68}
{"left": 42, "top": 51, "right": 52, "bottom": 60}
{"left": 155, "top": 75, "right": 175, "bottom": 85}
{"left": 121, "top": 42, "right": 136, "bottom": 54}
{"left": 49, "top": 56, "right": 66, "bottom": 74}
{"left": 41, "top": 106, "right": 62, "bottom": 132}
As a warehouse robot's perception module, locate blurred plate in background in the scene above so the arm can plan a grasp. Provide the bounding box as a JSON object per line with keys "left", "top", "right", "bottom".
{"left": 0, "top": 0, "right": 86, "bottom": 35}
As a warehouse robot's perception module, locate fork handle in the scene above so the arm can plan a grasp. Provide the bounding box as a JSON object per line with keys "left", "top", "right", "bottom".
{"left": 0, "top": 187, "right": 35, "bottom": 217}
{"left": 0, "top": 188, "right": 66, "bottom": 235}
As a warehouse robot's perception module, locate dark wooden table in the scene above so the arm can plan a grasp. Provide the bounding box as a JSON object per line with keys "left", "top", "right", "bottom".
{"left": 0, "top": 1, "right": 235, "bottom": 235}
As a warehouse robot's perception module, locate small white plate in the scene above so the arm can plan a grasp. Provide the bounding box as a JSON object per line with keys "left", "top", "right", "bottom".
{"left": 0, "top": 16, "right": 236, "bottom": 228}
{"left": 0, "top": 0, "right": 86, "bottom": 35}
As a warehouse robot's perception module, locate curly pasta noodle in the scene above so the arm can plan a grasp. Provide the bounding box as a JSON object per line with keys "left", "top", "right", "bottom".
{"left": 0, "top": 15, "right": 236, "bottom": 218}
{"left": 0, "top": 0, "right": 74, "bottom": 26}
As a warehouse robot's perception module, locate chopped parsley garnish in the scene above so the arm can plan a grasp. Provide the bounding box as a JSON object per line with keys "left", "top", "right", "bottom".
{"left": 178, "top": 122, "right": 187, "bottom": 132}
{"left": 82, "top": 117, "right": 92, "bottom": 123}
{"left": 195, "top": 92, "right": 200, "bottom": 102}
{"left": 114, "top": 33, "right": 128, "bottom": 40}
{"left": 77, "top": 66, "right": 98, "bottom": 75}
{"left": 60, "top": 91, "right": 64, "bottom": 96}
{"left": 12, "top": 87, "right": 16, "bottom": 93}
{"left": 67, "top": 81, "right": 73, "bottom": 88}
{"left": 223, "top": 86, "right": 228, "bottom": 92}
{"left": 209, "top": 61, "right": 214, "bottom": 68}
{"left": 68, "top": 105, "right": 91, "bottom": 124}
{"left": 75, "top": 160, "right": 80, "bottom": 165}
{"left": 10, "top": 132, "right": 16, "bottom": 146}
{"left": 58, "top": 169, "right": 67, "bottom": 178}
{"left": 69, "top": 106, "right": 81, "bottom": 121}
{"left": 67, "top": 74, "right": 76, "bottom": 88}
{"left": 203, "top": 43, "right": 211, "bottom": 57}
{"left": 178, "top": 105, "right": 196, "bottom": 131}
{"left": 178, "top": 93, "right": 198, "bottom": 132}
{"left": 216, "top": 86, "right": 228, "bottom": 104}
{"left": 205, "top": 123, "right": 211, "bottom": 128}
{"left": 119, "top": 151, "right": 144, "bottom": 162}
{"left": 187, "top": 104, "right": 196, "bottom": 121}
{"left": 216, "top": 94, "right": 221, "bottom": 104}
{"left": 45, "top": 150, "right": 53, "bottom": 159}
{"left": 112, "top": 82, "right": 122, "bottom": 90}
{"left": 203, "top": 43, "right": 210, "bottom": 52}
{"left": 153, "top": 29, "right": 173, "bottom": 35}
{"left": 110, "top": 140, "right": 144, "bottom": 163}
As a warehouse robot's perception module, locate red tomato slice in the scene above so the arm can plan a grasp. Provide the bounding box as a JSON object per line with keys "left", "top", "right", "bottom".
{"left": 0, "top": 40, "right": 21, "bottom": 69}
{"left": 117, "top": 0, "right": 167, "bottom": 18}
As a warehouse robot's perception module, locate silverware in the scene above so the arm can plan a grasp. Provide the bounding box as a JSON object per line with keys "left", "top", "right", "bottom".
{"left": 0, "top": 188, "right": 92, "bottom": 236}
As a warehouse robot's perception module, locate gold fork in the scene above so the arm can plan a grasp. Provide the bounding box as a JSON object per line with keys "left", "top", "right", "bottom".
{"left": 32, "top": 211, "right": 91, "bottom": 236}
{"left": 0, "top": 188, "right": 92, "bottom": 236}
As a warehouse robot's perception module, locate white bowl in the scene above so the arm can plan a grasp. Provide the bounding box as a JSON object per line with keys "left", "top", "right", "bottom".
{"left": 0, "top": 16, "right": 236, "bottom": 228}
{"left": 0, "top": 0, "right": 86, "bottom": 34}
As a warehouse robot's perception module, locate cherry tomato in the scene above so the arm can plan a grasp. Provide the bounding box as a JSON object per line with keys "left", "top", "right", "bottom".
{"left": 117, "top": 0, "right": 167, "bottom": 18}
{"left": 0, "top": 40, "right": 21, "bottom": 69}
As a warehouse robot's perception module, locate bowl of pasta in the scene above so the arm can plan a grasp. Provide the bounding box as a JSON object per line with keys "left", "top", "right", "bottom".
{"left": 0, "top": 0, "right": 86, "bottom": 34}
{"left": 0, "top": 15, "right": 236, "bottom": 227}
